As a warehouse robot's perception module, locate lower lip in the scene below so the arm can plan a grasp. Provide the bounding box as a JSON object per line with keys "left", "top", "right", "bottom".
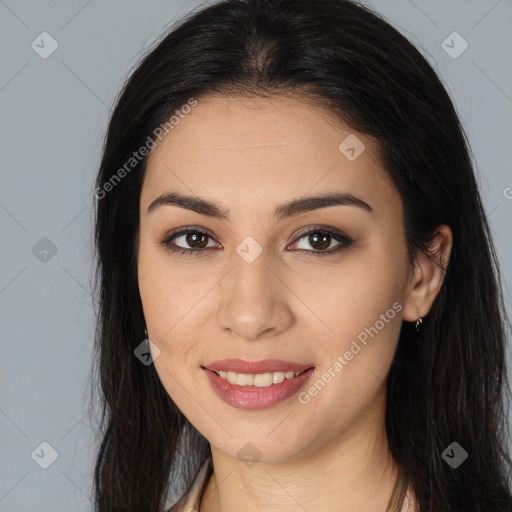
{"left": 202, "top": 367, "right": 316, "bottom": 410}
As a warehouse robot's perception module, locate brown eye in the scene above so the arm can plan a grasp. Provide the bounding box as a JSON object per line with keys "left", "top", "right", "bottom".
{"left": 291, "top": 228, "right": 354, "bottom": 257}
{"left": 160, "top": 228, "right": 218, "bottom": 258}
{"left": 161, "top": 226, "right": 353, "bottom": 259}
{"left": 182, "top": 231, "right": 209, "bottom": 249}
{"left": 305, "top": 232, "right": 332, "bottom": 251}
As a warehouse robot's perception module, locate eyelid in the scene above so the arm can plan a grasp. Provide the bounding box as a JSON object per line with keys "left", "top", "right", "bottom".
{"left": 161, "top": 225, "right": 219, "bottom": 246}
{"left": 287, "top": 224, "right": 352, "bottom": 247}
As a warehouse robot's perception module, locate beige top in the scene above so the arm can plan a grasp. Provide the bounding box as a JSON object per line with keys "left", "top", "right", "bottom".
{"left": 166, "top": 456, "right": 417, "bottom": 512}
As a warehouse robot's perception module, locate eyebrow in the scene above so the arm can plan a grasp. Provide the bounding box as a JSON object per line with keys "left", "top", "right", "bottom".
{"left": 147, "top": 191, "right": 373, "bottom": 221}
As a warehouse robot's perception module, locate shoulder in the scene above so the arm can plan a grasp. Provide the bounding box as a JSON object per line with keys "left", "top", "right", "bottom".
{"left": 401, "top": 483, "right": 418, "bottom": 512}
{"left": 166, "top": 456, "right": 213, "bottom": 512}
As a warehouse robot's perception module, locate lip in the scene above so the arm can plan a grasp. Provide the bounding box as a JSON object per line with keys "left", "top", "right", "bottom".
{"left": 201, "top": 363, "right": 317, "bottom": 410}
{"left": 203, "top": 358, "right": 314, "bottom": 374}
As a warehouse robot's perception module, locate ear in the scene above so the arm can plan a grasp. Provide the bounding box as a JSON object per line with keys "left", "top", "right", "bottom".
{"left": 402, "top": 224, "right": 453, "bottom": 322}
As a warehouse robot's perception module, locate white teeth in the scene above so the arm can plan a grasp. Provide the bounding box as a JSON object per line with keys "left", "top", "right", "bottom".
{"left": 217, "top": 370, "right": 304, "bottom": 387}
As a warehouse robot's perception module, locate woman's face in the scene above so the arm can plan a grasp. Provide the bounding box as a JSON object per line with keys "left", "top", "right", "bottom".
{"left": 137, "top": 95, "right": 417, "bottom": 463}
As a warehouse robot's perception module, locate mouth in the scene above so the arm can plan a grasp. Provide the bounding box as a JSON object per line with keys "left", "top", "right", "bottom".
{"left": 201, "top": 364, "right": 317, "bottom": 410}
{"left": 201, "top": 366, "right": 315, "bottom": 388}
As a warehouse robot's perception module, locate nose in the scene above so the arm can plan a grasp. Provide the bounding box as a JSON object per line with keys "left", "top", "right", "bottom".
{"left": 215, "top": 247, "right": 294, "bottom": 341}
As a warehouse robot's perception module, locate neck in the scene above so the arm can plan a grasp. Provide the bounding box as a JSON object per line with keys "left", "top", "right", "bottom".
{"left": 200, "top": 386, "right": 400, "bottom": 512}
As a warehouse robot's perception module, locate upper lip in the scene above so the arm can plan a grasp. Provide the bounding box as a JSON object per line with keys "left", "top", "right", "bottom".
{"left": 202, "top": 358, "right": 315, "bottom": 374}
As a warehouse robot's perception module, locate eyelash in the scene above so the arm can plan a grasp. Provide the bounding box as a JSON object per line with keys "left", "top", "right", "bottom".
{"left": 159, "top": 225, "right": 354, "bottom": 259}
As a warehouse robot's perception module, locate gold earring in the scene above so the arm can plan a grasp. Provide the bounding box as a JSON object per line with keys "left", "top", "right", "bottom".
{"left": 415, "top": 308, "right": 423, "bottom": 332}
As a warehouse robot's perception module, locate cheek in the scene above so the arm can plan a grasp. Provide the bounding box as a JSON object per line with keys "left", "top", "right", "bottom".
{"left": 137, "top": 252, "right": 207, "bottom": 390}
{"left": 299, "top": 252, "right": 403, "bottom": 347}
{"left": 138, "top": 242, "right": 191, "bottom": 340}
{"left": 302, "top": 258, "right": 404, "bottom": 407}
{"left": 139, "top": 267, "right": 203, "bottom": 413}
{"left": 299, "top": 311, "right": 401, "bottom": 438}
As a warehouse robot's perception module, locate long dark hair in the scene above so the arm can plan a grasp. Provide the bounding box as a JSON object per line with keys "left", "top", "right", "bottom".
{"left": 90, "top": 0, "right": 512, "bottom": 510}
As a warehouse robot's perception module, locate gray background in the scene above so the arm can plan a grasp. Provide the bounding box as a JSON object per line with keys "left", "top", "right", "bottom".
{"left": 1, "top": 0, "right": 511, "bottom": 510}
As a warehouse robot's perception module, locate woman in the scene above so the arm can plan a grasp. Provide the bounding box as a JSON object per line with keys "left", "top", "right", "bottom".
{"left": 90, "top": 0, "right": 512, "bottom": 510}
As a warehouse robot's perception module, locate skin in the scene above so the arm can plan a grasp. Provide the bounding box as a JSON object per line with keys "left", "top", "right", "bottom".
{"left": 137, "top": 95, "right": 452, "bottom": 512}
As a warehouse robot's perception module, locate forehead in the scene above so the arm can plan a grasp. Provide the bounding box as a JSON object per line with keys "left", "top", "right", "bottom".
{"left": 142, "top": 95, "right": 400, "bottom": 221}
